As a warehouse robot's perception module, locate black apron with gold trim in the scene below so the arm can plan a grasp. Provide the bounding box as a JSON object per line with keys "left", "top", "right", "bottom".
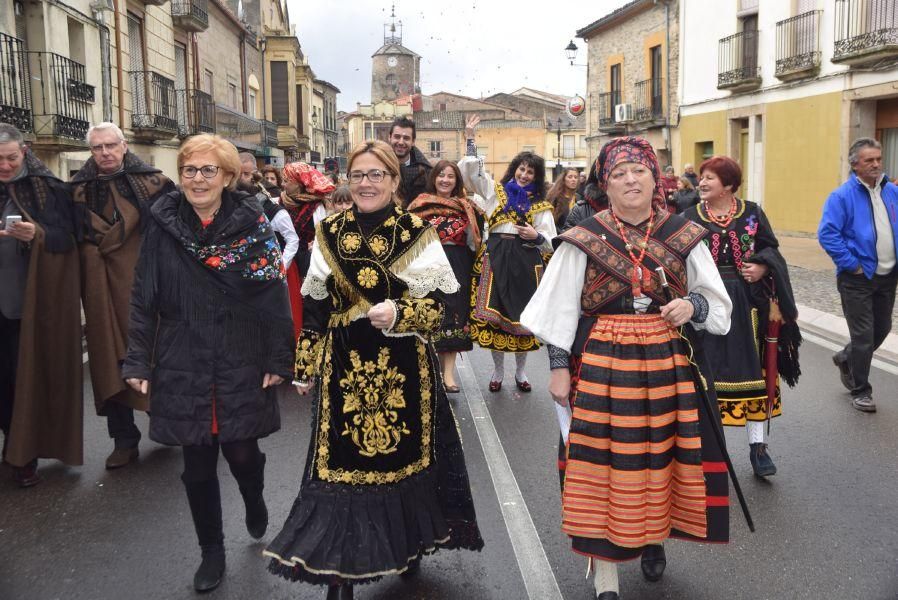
{"left": 266, "top": 206, "right": 483, "bottom": 585}
{"left": 469, "top": 183, "right": 552, "bottom": 352}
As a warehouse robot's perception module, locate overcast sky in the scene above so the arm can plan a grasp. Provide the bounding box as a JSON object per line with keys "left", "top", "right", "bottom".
{"left": 286, "top": 0, "right": 630, "bottom": 113}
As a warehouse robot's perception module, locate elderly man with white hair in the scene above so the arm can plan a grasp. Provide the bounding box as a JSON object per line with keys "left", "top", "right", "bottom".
{"left": 71, "top": 121, "right": 175, "bottom": 469}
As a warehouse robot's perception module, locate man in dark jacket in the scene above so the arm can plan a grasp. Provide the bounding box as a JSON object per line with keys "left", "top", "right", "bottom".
{"left": 389, "top": 116, "right": 431, "bottom": 207}
{"left": 819, "top": 137, "right": 898, "bottom": 413}
{"left": 72, "top": 122, "right": 175, "bottom": 469}
{"left": 0, "top": 123, "right": 82, "bottom": 486}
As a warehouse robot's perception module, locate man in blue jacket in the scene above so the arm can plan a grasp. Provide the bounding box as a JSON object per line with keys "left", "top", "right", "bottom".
{"left": 819, "top": 137, "right": 898, "bottom": 413}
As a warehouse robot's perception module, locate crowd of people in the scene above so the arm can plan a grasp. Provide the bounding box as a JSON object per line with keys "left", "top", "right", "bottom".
{"left": 2, "top": 112, "right": 895, "bottom": 600}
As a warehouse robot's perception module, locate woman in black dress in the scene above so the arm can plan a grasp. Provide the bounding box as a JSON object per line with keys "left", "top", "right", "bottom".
{"left": 265, "top": 141, "right": 483, "bottom": 600}
{"left": 683, "top": 155, "right": 800, "bottom": 478}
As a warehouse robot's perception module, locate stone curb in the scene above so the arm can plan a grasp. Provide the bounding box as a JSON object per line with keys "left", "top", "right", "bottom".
{"left": 796, "top": 303, "right": 898, "bottom": 367}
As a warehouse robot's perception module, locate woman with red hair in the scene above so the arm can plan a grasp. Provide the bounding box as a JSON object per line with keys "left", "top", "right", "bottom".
{"left": 281, "top": 162, "right": 334, "bottom": 336}
{"left": 683, "top": 155, "right": 801, "bottom": 478}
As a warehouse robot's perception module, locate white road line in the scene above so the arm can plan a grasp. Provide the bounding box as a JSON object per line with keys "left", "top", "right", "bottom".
{"left": 802, "top": 330, "right": 898, "bottom": 377}
{"left": 457, "top": 359, "right": 564, "bottom": 600}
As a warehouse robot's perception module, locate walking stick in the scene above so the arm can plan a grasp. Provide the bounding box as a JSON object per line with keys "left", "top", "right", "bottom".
{"left": 655, "top": 267, "right": 755, "bottom": 533}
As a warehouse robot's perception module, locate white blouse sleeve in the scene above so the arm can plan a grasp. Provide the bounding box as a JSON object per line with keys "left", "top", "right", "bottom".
{"left": 458, "top": 156, "right": 498, "bottom": 216}
{"left": 520, "top": 242, "right": 586, "bottom": 351}
{"left": 532, "top": 209, "right": 557, "bottom": 252}
{"left": 393, "top": 237, "right": 460, "bottom": 298}
{"left": 270, "top": 210, "right": 299, "bottom": 268}
{"left": 686, "top": 243, "right": 732, "bottom": 335}
{"left": 312, "top": 204, "right": 327, "bottom": 225}
{"left": 300, "top": 239, "right": 331, "bottom": 300}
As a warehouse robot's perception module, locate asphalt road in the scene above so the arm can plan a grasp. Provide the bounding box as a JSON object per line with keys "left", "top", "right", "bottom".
{"left": 1, "top": 336, "right": 897, "bottom": 600}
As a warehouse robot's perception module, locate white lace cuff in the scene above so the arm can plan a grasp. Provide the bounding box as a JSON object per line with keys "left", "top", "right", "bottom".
{"left": 301, "top": 275, "right": 329, "bottom": 300}
{"left": 403, "top": 265, "right": 460, "bottom": 298}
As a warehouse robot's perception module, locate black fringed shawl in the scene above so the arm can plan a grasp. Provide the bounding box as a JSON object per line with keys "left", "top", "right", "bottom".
{"left": 749, "top": 246, "right": 802, "bottom": 387}
{"left": 1, "top": 151, "right": 75, "bottom": 253}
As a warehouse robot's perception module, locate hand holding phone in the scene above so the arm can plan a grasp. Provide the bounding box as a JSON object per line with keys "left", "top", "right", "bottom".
{"left": 4, "top": 215, "right": 22, "bottom": 231}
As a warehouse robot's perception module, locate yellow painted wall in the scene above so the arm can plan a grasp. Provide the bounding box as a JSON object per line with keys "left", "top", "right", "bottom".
{"left": 475, "top": 127, "right": 547, "bottom": 180}
{"left": 677, "top": 92, "right": 842, "bottom": 233}
{"left": 764, "top": 92, "right": 842, "bottom": 233}
{"left": 677, "top": 110, "right": 727, "bottom": 170}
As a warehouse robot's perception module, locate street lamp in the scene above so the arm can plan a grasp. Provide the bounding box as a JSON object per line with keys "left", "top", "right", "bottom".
{"left": 565, "top": 40, "right": 577, "bottom": 63}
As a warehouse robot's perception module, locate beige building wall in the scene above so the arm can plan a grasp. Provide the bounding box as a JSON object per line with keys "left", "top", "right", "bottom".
{"left": 472, "top": 125, "right": 547, "bottom": 181}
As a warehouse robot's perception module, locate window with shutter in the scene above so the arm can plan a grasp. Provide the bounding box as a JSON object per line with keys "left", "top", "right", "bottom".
{"left": 270, "top": 61, "right": 289, "bottom": 124}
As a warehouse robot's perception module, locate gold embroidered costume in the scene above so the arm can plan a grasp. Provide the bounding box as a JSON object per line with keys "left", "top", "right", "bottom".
{"left": 266, "top": 204, "right": 483, "bottom": 586}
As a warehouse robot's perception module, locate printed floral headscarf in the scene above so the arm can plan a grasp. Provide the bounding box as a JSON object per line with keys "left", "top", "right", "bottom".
{"left": 282, "top": 162, "right": 335, "bottom": 197}
{"left": 594, "top": 136, "right": 664, "bottom": 208}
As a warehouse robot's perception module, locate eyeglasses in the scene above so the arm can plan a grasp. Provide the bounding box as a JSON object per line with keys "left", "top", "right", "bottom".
{"left": 180, "top": 165, "right": 221, "bottom": 179}
{"left": 90, "top": 142, "right": 122, "bottom": 153}
{"left": 348, "top": 169, "right": 390, "bottom": 184}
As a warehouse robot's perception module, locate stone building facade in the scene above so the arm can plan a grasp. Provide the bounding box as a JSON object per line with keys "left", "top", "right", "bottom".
{"left": 577, "top": 0, "right": 680, "bottom": 166}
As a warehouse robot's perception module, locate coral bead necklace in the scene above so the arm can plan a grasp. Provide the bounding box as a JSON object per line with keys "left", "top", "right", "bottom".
{"left": 609, "top": 208, "right": 655, "bottom": 296}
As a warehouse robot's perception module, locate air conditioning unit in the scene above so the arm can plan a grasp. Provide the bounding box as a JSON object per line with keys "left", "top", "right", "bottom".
{"left": 614, "top": 103, "right": 633, "bottom": 123}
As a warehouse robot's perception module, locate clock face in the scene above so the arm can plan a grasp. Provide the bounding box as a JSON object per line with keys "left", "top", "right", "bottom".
{"left": 387, "top": 56, "right": 398, "bottom": 67}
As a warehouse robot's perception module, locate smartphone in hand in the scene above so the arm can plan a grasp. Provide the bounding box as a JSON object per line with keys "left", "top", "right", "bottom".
{"left": 3, "top": 215, "right": 22, "bottom": 231}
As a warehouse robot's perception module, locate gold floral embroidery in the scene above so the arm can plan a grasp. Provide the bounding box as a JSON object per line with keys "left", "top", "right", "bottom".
{"left": 294, "top": 331, "right": 324, "bottom": 379}
{"left": 357, "top": 267, "right": 378, "bottom": 288}
{"left": 400, "top": 230, "right": 411, "bottom": 242}
{"left": 341, "top": 232, "right": 362, "bottom": 253}
{"left": 410, "top": 214, "right": 424, "bottom": 228}
{"left": 391, "top": 298, "right": 444, "bottom": 335}
{"left": 339, "top": 348, "right": 410, "bottom": 457}
{"left": 383, "top": 216, "right": 395, "bottom": 227}
{"left": 315, "top": 335, "right": 434, "bottom": 485}
{"left": 369, "top": 235, "right": 388, "bottom": 256}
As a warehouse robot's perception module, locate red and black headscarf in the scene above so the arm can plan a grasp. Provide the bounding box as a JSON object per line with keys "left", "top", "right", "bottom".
{"left": 282, "top": 162, "right": 335, "bottom": 197}
{"left": 594, "top": 136, "right": 665, "bottom": 209}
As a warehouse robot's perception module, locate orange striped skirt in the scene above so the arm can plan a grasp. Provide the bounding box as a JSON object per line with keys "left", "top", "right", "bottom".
{"left": 561, "top": 314, "right": 721, "bottom": 553}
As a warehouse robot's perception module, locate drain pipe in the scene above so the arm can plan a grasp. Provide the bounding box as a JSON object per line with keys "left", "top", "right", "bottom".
{"left": 90, "top": 6, "right": 113, "bottom": 122}
{"left": 111, "top": 0, "right": 125, "bottom": 127}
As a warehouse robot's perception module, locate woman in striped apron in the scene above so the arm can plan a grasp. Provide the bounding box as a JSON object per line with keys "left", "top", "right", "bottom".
{"left": 522, "top": 137, "right": 733, "bottom": 600}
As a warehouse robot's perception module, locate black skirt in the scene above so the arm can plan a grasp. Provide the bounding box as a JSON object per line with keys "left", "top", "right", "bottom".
{"left": 265, "top": 321, "right": 483, "bottom": 586}
{"left": 433, "top": 243, "right": 474, "bottom": 353}
{"left": 703, "top": 267, "right": 780, "bottom": 426}
{"left": 469, "top": 234, "right": 543, "bottom": 352}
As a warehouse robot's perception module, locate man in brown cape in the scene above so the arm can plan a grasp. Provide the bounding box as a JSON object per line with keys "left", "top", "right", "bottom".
{"left": 72, "top": 122, "right": 174, "bottom": 469}
{"left": 0, "top": 123, "right": 82, "bottom": 487}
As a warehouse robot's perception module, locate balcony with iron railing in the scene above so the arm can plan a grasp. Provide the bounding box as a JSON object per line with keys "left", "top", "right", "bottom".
{"left": 634, "top": 78, "right": 664, "bottom": 124}
{"left": 171, "top": 0, "right": 209, "bottom": 32}
{"left": 29, "top": 52, "right": 94, "bottom": 148}
{"left": 130, "top": 71, "right": 178, "bottom": 140}
{"left": 262, "top": 120, "right": 279, "bottom": 147}
{"left": 175, "top": 89, "right": 215, "bottom": 138}
{"left": 595, "top": 91, "right": 625, "bottom": 132}
{"left": 833, "top": 0, "right": 898, "bottom": 65}
{"left": 0, "top": 33, "right": 32, "bottom": 134}
{"left": 718, "top": 29, "right": 762, "bottom": 91}
{"left": 215, "top": 103, "right": 263, "bottom": 150}
{"left": 776, "top": 10, "right": 822, "bottom": 80}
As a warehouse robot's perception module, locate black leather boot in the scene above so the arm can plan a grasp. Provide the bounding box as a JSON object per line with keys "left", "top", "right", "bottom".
{"left": 232, "top": 452, "right": 268, "bottom": 539}
{"left": 183, "top": 477, "right": 225, "bottom": 592}
{"left": 640, "top": 543, "right": 666, "bottom": 582}
{"left": 194, "top": 545, "right": 226, "bottom": 592}
{"left": 326, "top": 583, "right": 353, "bottom": 600}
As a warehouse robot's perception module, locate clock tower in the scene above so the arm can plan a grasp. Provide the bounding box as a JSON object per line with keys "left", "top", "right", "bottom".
{"left": 370, "top": 5, "right": 421, "bottom": 102}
